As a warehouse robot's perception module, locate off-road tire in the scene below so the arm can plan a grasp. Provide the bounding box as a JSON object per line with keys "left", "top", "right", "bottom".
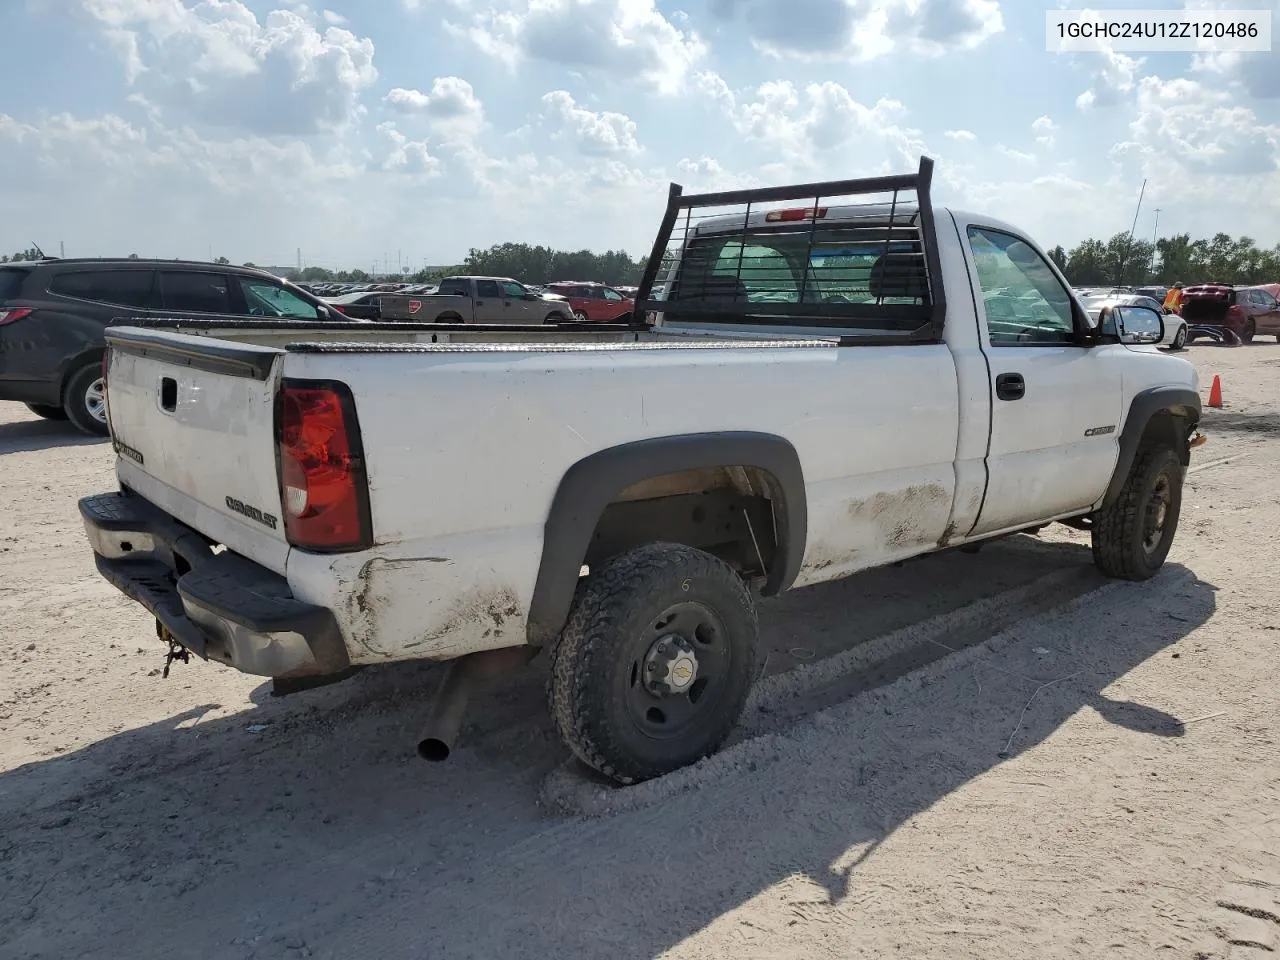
{"left": 63, "top": 363, "right": 109, "bottom": 437}
{"left": 1091, "top": 444, "right": 1183, "bottom": 581}
{"left": 25, "top": 403, "right": 68, "bottom": 421}
{"left": 549, "top": 542, "right": 758, "bottom": 784}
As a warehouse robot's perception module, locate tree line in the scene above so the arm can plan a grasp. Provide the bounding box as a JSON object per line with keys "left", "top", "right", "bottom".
{"left": 1049, "top": 232, "right": 1280, "bottom": 287}
{"left": 7, "top": 232, "right": 1277, "bottom": 288}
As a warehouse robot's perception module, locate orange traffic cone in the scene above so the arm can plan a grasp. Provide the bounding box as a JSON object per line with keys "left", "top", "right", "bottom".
{"left": 1208, "top": 375, "right": 1222, "bottom": 408}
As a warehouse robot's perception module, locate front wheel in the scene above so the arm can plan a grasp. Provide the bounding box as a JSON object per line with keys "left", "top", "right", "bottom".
{"left": 63, "top": 363, "right": 109, "bottom": 437}
{"left": 25, "top": 403, "right": 68, "bottom": 421}
{"left": 1091, "top": 445, "right": 1183, "bottom": 581}
{"left": 549, "top": 542, "right": 758, "bottom": 784}
{"left": 1170, "top": 324, "right": 1187, "bottom": 350}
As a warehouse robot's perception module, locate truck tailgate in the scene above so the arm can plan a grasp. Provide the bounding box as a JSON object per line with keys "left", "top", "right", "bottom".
{"left": 104, "top": 327, "right": 290, "bottom": 573}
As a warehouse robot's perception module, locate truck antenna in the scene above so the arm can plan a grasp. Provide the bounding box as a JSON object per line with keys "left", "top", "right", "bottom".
{"left": 1114, "top": 179, "right": 1146, "bottom": 289}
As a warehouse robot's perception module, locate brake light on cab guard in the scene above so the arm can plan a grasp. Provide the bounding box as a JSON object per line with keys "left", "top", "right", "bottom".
{"left": 765, "top": 207, "right": 828, "bottom": 222}
{"left": 277, "top": 381, "right": 372, "bottom": 552}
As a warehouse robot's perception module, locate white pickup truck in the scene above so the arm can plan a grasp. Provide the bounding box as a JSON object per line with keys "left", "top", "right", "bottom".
{"left": 80, "top": 158, "right": 1202, "bottom": 784}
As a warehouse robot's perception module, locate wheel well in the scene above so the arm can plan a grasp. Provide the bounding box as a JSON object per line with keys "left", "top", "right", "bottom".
{"left": 437, "top": 312, "right": 463, "bottom": 322}
{"left": 60, "top": 348, "right": 105, "bottom": 397}
{"left": 1139, "top": 410, "right": 1190, "bottom": 466}
{"left": 585, "top": 467, "right": 781, "bottom": 581}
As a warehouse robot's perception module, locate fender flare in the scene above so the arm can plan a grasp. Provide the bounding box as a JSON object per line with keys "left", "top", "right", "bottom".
{"left": 525, "top": 431, "right": 807, "bottom": 645}
{"left": 1102, "top": 386, "right": 1202, "bottom": 508}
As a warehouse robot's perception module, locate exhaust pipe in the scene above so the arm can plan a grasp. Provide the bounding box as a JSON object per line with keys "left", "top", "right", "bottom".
{"left": 417, "top": 646, "right": 535, "bottom": 762}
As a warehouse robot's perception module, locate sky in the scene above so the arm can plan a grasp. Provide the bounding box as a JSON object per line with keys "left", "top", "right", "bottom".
{"left": 1, "top": 0, "right": 1278, "bottom": 273}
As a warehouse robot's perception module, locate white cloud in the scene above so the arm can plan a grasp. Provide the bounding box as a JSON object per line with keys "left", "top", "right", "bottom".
{"left": 446, "top": 0, "right": 706, "bottom": 94}
{"left": 78, "top": 0, "right": 378, "bottom": 135}
{"left": 944, "top": 128, "right": 976, "bottom": 141}
{"left": 1076, "top": 48, "right": 1142, "bottom": 110}
{"left": 1031, "top": 115, "right": 1055, "bottom": 147}
{"left": 1117, "top": 76, "right": 1279, "bottom": 179}
{"left": 377, "top": 121, "right": 443, "bottom": 174}
{"left": 706, "top": 0, "right": 1003, "bottom": 61}
{"left": 702, "top": 76, "right": 927, "bottom": 175}
{"left": 384, "top": 77, "right": 485, "bottom": 144}
{"left": 321, "top": 9, "right": 346, "bottom": 24}
{"left": 540, "top": 90, "right": 640, "bottom": 155}
{"left": 997, "top": 145, "right": 1036, "bottom": 164}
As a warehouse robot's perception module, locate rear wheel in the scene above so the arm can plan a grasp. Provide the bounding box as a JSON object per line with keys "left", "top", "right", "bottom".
{"left": 1091, "top": 445, "right": 1183, "bottom": 581}
{"left": 545, "top": 312, "right": 568, "bottom": 324}
{"left": 24, "top": 403, "right": 68, "bottom": 421}
{"left": 549, "top": 542, "right": 758, "bottom": 784}
{"left": 63, "top": 363, "right": 109, "bottom": 437}
{"left": 1242, "top": 319, "right": 1256, "bottom": 343}
{"left": 573, "top": 310, "right": 589, "bottom": 322}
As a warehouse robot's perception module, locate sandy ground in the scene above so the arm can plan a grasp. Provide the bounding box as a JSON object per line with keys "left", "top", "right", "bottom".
{"left": 1, "top": 342, "right": 1278, "bottom": 960}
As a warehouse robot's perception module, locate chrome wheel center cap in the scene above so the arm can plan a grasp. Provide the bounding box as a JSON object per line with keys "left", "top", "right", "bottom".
{"left": 644, "top": 635, "right": 700, "bottom": 696}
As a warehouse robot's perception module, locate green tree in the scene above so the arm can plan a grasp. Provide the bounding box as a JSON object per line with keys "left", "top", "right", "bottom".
{"left": 1, "top": 247, "right": 43, "bottom": 263}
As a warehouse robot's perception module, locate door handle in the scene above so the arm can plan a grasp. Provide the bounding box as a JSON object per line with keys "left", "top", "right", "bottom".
{"left": 995, "top": 372, "right": 1025, "bottom": 401}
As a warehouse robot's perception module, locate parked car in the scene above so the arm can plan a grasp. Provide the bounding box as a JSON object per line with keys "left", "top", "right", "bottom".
{"left": 1079, "top": 293, "right": 1188, "bottom": 349}
{"left": 0, "top": 258, "right": 345, "bottom": 435}
{"left": 323, "top": 290, "right": 385, "bottom": 321}
{"left": 379, "top": 276, "right": 573, "bottom": 324}
{"left": 78, "top": 157, "right": 1201, "bottom": 784}
{"left": 1179, "top": 283, "right": 1280, "bottom": 343}
{"left": 543, "top": 282, "right": 636, "bottom": 322}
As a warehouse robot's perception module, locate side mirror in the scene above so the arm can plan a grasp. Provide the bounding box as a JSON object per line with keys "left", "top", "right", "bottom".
{"left": 1113, "top": 305, "right": 1164, "bottom": 344}
{"left": 524, "top": 292, "right": 539, "bottom": 301}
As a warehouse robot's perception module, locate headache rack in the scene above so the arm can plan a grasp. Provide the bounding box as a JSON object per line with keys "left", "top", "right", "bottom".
{"left": 633, "top": 156, "right": 946, "bottom": 341}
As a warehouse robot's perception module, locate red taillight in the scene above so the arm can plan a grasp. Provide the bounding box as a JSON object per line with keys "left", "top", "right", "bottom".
{"left": 276, "top": 381, "right": 371, "bottom": 552}
{"left": 765, "top": 207, "right": 828, "bottom": 222}
{"left": 0, "top": 307, "right": 33, "bottom": 325}
{"left": 332, "top": 305, "right": 348, "bottom": 315}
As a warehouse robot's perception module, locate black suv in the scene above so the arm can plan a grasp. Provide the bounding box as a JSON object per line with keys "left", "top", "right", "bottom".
{"left": 0, "top": 259, "right": 341, "bottom": 436}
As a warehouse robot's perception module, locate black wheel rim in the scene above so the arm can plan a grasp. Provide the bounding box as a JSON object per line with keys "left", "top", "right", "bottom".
{"left": 1142, "top": 473, "right": 1172, "bottom": 554}
{"left": 623, "top": 601, "right": 732, "bottom": 741}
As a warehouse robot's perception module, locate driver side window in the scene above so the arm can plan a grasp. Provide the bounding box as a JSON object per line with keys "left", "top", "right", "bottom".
{"left": 966, "top": 226, "right": 1076, "bottom": 346}
{"left": 500, "top": 281, "right": 526, "bottom": 299}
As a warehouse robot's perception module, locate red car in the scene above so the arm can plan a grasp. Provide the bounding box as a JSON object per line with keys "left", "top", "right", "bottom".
{"left": 1181, "top": 282, "right": 1280, "bottom": 343}
{"left": 544, "top": 282, "right": 635, "bottom": 322}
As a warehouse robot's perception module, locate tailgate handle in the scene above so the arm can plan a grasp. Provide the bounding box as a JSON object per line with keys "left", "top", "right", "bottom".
{"left": 160, "top": 377, "right": 177, "bottom": 413}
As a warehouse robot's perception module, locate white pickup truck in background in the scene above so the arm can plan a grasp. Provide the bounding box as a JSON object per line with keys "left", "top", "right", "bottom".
{"left": 80, "top": 158, "right": 1201, "bottom": 784}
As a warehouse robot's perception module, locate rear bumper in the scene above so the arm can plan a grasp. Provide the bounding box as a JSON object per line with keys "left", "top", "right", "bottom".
{"left": 79, "top": 491, "right": 351, "bottom": 678}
